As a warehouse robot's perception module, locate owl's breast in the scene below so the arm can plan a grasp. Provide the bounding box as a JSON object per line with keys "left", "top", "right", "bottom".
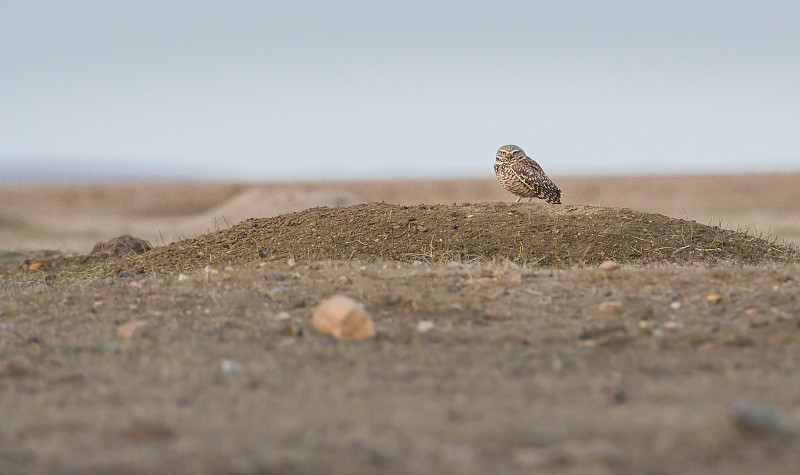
{"left": 494, "top": 162, "right": 512, "bottom": 181}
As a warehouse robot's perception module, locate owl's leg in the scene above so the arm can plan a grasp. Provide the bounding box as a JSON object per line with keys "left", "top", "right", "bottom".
{"left": 515, "top": 197, "right": 522, "bottom": 203}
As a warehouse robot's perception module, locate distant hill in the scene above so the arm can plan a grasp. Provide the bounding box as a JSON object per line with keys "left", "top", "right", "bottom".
{"left": 0, "top": 156, "right": 194, "bottom": 182}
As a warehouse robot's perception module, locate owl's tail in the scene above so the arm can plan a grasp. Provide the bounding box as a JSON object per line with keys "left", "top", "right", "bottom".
{"left": 545, "top": 187, "right": 562, "bottom": 204}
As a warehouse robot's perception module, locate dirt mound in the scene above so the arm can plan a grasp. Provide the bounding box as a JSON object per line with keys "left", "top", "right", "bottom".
{"left": 86, "top": 235, "right": 153, "bottom": 260}
{"left": 16, "top": 235, "right": 153, "bottom": 274}
{"left": 109, "top": 203, "right": 798, "bottom": 274}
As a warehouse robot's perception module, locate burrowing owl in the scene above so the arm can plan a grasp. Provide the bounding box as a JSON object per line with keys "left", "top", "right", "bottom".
{"left": 494, "top": 144, "right": 561, "bottom": 204}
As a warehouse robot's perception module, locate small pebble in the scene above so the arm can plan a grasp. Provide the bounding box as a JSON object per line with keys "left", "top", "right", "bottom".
{"left": 633, "top": 306, "right": 654, "bottom": 320}
{"left": 705, "top": 294, "right": 723, "bottom": 304}
{"left": 117, "top": 321, "right": 148, "bottom": 339}
{"left": 317, "top": 334, "right": 338, "bottom": 346}
{"left": 550, "top": 357, "right": 564, "bottom": 372}
{"left": 730, "top": 400, "right": 788, "bottom": 437}
{"left": 598, "top": 301, "right": 623, "bottom": 314}
{"left": 126, "top": 418, "right": 175, "bottom": 442}
{"left": 417, "top": 321, "right": 436, "bottom": 333}
{"left": 5, "top": 355, "right": 31, "bottom": 376}
{"left": 578, "top": 325, "right": 627, "bottom": 341}
{"left": 697, "top": 341, "right": 715, "bottom": 352}
{"left": 283, "top": 323, "right": 303, "bottom": 337}
{"left": 670, "top": 301, "right": 681, "bottom": 310}
{"left": 274, "top": 311, "right": 292, "bottom": 321}
{"left": 177, "top": 273, "right": 189, "bottom": 281}
{"left": 221, "top": 359, "right": 243, "bottom": 373}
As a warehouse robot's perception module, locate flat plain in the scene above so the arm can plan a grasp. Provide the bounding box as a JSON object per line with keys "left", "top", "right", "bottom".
{"left": 1, "top": 174, "right": 799, "bottom": 474}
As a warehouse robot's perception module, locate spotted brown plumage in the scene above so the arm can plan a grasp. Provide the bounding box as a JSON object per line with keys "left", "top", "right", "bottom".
{"left": 494, "top": 144, "right": 561, "bottom": 204}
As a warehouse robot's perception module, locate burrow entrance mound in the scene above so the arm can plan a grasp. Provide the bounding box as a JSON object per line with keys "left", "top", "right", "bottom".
{"left": 11, "top": 235, "right": 153, "bottom": 275}
{"left": 112, "top": 202, "right": 799, "bottom": 274}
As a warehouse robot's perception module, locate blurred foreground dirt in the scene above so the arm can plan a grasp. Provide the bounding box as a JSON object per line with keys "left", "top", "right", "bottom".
{"left": 2, "top": 260, "right": 800, "bottom": 474}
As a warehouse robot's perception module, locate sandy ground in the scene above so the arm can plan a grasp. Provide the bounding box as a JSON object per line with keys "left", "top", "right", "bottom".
{"left": 2, "top": 260, "right": 799, "bottom": 474}
{"left": 1, "top": 174, "right": 800, "bottom": 474}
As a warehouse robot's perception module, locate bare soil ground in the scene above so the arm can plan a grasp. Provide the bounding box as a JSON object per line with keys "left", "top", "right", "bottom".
{"left": 1, "top": 175, "right": 800, "bottom": 474}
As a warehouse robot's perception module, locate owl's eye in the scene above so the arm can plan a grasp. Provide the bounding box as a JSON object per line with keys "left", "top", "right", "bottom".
{"left": 499, "top": 150, "right": 507, "bottom": 156}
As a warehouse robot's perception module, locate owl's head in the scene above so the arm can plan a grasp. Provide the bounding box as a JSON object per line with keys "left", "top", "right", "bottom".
{"left": 496, "top": 144, "right": 525, "bottom": 163}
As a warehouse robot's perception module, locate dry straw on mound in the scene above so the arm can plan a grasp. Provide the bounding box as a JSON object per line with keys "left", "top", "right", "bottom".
{"left": 110, "top": 203, "right": 799, "bottom": 274}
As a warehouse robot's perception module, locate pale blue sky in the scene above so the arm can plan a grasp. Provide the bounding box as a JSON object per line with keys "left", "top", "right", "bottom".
{"left": 1, "top": 1, "right": 799, "bottom": 181}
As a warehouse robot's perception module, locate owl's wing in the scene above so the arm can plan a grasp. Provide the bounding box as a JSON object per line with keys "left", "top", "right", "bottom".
{"left": 510, "top": 158, "right": 562, "bottom": 203}
{"left": 508, "top": 159, "right": 544, "bottom": 191}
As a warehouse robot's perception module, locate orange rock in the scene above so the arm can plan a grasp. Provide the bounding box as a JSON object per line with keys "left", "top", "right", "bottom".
{"left": 599, "top": 260, "right": 620, "bottom": 271}
{"left": 598, "top": 301, "right": 623, "bottom": 314}
{"left": 117, "top": 321, "right": 148, "bottom": 339}
{"left": 312, "top": 295, "right": 375, "bottom": 341}
{"left": 28, "top": 262, "right": 43, "bottom": 271}
{"left": 697, "top": 342, "right": 715, "bottom": 352}
{"left": 705, "top": 294, "right": 723, "bottom": 304}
